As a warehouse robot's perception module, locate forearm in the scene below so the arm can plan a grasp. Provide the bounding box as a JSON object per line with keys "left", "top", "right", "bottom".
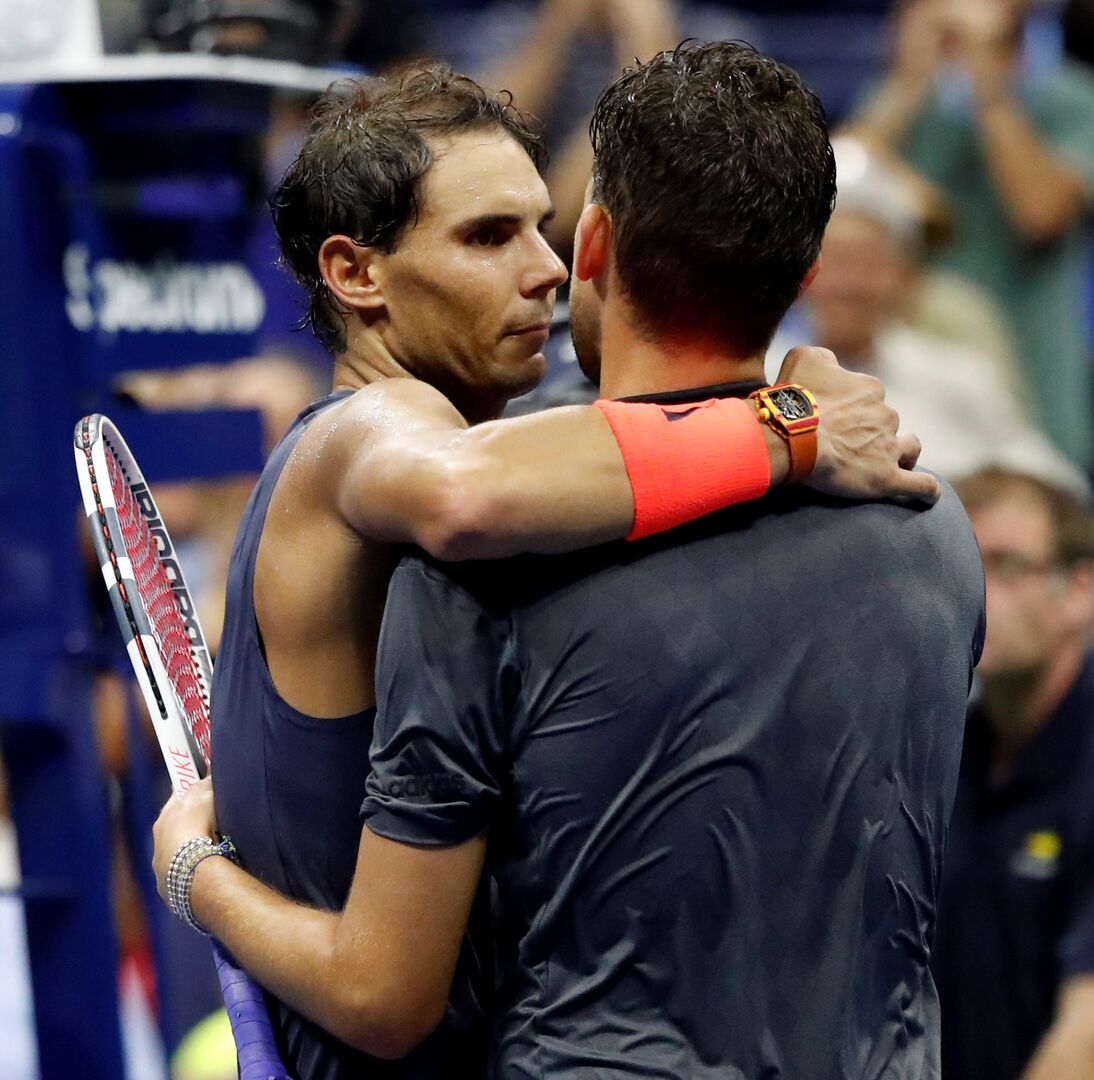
{"left": 188, "top": 858, "right": 370, "bottom": 1048}
{"left": 606, "top": 0, "right": 678, "bottom": 69}
{"left": 402, "top": 403, "right": 788, "bottom": 560}
{"left": 849, "top": 72, "right": 932, "bottom": 148}
{"left": 977, "top": 97, "right": 1087, "bottom": 242}
{"left": 478, "top": 0, "right": 588, "bottom": 120}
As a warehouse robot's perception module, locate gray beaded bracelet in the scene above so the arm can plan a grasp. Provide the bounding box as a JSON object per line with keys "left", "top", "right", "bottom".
{"left": 166, "top": 835, "right": 238, "bottom": 935}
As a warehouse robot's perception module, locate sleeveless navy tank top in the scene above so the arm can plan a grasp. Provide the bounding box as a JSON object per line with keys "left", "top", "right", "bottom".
{"left": 212, "top": 391, "right": 490, "bottom": 1079}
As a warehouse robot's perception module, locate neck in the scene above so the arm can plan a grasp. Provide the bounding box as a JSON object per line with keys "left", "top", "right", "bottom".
{"left": 331, "top": 331, "right": 415, "bottom": 393}
{"left": 597, "top": 293, "right": 767, "bottom": 399}
{"left": 330, "top": 331, "right": 504, "bottom": 424}
{"left": 979, "top": 639, "right": 1086, "bottom": 770}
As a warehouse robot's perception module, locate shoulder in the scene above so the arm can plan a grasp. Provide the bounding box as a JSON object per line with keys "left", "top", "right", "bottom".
{"left": 289, "top": 380, "right": 459, "bottom": 473}
{"left": 857, "top": 478, "right": 978, "bottom": 558}
{"left": 771, "top": 484, "right": 983, "bottom": 605}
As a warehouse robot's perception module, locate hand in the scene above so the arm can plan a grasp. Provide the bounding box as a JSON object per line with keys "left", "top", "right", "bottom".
{"left": 890, "top": 0, "right": 947, "bottom": 85}
{"left": 943, "top": 0, "right": 1016, "bottom": 101}
{"left": 776, "top": 347, "right": 940, "bottom": 504}
{"left": 151, "top": 777, "right": 218, "bottom": 903}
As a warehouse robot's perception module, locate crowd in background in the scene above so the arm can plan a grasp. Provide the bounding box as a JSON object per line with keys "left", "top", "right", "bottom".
{"left": 3, "top": 1, "right": 1094, "bottom": 1078}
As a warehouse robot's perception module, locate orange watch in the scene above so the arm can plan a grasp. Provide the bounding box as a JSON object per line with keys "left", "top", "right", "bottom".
{"left": 749, "top": 383, "right": 820, "bottom": 484}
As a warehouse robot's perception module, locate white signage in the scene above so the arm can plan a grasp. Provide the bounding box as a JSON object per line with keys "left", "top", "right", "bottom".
{"left": 64, "top": 243, "right": 266, "bottom": 335}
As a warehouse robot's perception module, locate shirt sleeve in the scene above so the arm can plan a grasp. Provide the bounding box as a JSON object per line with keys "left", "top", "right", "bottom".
{"left": 361, "top": 555, "right": 515, "bottom": 848}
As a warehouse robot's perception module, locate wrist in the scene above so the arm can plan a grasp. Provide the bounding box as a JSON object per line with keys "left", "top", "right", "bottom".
{"left": 166, "top": 835, "right": 238, "bottom": 935}
{"left": 594, "top": 396, "right": 770, "bottom": 541}
{"left": 748, "top": 384, "right": 820, "bottom": 485}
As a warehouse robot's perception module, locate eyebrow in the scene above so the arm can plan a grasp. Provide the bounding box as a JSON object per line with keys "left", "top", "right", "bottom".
{"left": 456, "top": 207, "right": 556, "bottom": 233}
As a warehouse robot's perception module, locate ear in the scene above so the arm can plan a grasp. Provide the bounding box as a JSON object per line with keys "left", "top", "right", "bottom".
{"left": 318, "top": 235, "right": 386, "bottom": 316}
{"left": 797, "top": 256, "right": 821, "bottom": 298}
{"left": 573, "top": 204, "right": 612, "bottom": 284}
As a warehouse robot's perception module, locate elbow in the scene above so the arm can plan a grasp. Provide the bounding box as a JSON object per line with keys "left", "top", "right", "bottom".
{"left": 414, "top": 456, "right": 503, "bottom": 562}
{"left": 333, "top": 987, "right": 446, "bottom": 1060}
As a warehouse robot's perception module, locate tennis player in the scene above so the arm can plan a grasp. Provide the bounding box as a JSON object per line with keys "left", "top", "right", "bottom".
{"left": 156, "top": 55, "right": 950, "bottom": 1079}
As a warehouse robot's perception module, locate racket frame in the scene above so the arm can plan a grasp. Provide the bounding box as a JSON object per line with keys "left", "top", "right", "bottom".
{"left": 74, "top": 413, "right": 211, "bottom": 790}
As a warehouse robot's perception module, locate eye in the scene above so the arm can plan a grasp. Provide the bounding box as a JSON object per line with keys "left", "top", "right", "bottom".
{"left": 470, "top": 226, "right": 510, "bottom": 247}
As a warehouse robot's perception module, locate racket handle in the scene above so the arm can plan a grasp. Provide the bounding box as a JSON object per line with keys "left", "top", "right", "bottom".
{"left": 212, "top": 940, "right": 294, "bottom": 1080}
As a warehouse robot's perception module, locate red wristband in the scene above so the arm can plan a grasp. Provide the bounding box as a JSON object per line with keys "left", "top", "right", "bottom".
{"left": 593, "top": 397, "right": 771, "bottom": 542}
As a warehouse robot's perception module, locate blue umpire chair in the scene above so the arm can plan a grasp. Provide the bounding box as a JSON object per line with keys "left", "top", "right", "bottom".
{"left": 0, "top": 57, "right": 331, "bottom": 1079}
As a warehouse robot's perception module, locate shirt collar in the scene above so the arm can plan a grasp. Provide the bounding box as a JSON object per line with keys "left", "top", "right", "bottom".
{"left": 616, "top": 379, "right": 768, "bottom": 406}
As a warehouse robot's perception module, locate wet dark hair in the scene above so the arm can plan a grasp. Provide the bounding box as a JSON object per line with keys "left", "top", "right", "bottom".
{"left": 271, "top": 63, "right": 547, "bottom": 353}
{"left": 590, "top": 41, "right": 837, "bottom": 356}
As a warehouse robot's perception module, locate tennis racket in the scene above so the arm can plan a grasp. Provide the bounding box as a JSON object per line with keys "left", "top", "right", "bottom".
{"left": 74, "top": 413, "right": 293, "bottom": 1080}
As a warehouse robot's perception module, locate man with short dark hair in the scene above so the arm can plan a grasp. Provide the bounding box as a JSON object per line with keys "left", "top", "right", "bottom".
{"left": 153, "top": 45, "right": 980, "bottom": 1077}
{"left": 931, "top": 468, "right": 1094, "bottom": 1080}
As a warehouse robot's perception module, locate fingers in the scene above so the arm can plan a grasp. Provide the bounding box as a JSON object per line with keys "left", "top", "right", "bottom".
{"left": 896, "top": 432, "right": 923, "bottom": 470}
{"left": 888, "top": 466, "right": 942, "bottom": 506}
{"left": 775, "top": 345, "right": 839, "bottom": 382}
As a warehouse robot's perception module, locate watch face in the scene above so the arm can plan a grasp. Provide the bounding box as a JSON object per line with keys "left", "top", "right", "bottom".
{"left": 769, "top": 387, "right": 813, "bottom": 420}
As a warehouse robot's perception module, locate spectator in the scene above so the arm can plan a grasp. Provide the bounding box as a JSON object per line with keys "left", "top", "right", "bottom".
{"left": 770, "top": 138, "right": 1087, "bottom": 492}
{"left": 851, "top": 0, "right": 1094, "bottom": 472}
{"left": 932, "top": 467, "right": 1094, "bottom": 1080}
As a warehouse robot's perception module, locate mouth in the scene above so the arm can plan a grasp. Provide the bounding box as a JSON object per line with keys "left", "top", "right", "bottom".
{"left": 507, "top": 322, "right": 551, "bottom": 341}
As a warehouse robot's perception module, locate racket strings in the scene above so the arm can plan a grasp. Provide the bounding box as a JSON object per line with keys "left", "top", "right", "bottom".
{"left": 106, "top": 447, "right": 213, "bottom": 765}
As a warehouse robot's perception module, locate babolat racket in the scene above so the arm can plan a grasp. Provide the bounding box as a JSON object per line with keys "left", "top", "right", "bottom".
{"left": 74, "top": 414, "right": 292, "bottom": 1080}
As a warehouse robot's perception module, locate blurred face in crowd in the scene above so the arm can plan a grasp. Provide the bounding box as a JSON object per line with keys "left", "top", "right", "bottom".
{"left": 971, "top": 490, "right": 1094, "bottom": 678}
{"left": 807, "top": 211, "right": 912, "bottom": 364}
{"left": 369, "top": 130, "right": 567, "bottom": 412}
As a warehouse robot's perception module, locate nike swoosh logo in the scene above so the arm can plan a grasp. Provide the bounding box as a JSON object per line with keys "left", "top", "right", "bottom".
{"left": 663, "top": 407, "right": 703, "bottom": 422}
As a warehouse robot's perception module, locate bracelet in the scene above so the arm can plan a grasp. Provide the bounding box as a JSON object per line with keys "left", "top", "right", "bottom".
{"left": 166, "top": 835, "right": 238, "bottom": 935}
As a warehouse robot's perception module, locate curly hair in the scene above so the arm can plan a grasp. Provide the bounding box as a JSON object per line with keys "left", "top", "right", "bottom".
{"left": 271, "top": 63, "right": 547, "bottom": 353}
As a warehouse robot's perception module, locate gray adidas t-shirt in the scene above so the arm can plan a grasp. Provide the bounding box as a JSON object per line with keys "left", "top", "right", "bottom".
{"left": 363, "top": 383, "right": 985, "bottom": 1079}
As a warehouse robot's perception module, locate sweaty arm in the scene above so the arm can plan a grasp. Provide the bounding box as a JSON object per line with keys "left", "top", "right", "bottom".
{"left": 152, "top": 557, "right": 512, "bottom": 1057}
{"left": 326, "top": 347, "right": 934, "bottom": 561}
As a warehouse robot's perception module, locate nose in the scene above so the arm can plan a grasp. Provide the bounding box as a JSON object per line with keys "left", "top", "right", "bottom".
{"left": 522, "top": 232, "right": 568, "bottom": 298}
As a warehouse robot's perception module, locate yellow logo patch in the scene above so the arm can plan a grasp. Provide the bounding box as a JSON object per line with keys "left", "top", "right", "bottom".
{"left": 1010, "top": 830, "right": 1062, "bottom": 880}
{"left": 1025, "top": 831, "right": 1062, "bottom": 861}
